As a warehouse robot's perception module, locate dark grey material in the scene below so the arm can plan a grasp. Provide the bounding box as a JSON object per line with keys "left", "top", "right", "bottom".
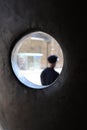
{"left": 0, "top": 0, "right": 86, "bottom": 130}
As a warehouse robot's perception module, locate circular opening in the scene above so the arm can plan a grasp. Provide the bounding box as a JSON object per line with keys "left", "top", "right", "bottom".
{"left": 11, "top": 31, "right": 64, "bottom": 89}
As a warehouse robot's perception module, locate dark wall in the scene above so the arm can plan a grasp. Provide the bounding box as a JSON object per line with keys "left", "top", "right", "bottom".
{"left": 0, "top": 0, "right": 86, "bottom": 130}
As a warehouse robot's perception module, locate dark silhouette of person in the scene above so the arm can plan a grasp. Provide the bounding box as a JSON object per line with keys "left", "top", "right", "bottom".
{"left": 40, "top": 55, "right": 59, "bottom": 85}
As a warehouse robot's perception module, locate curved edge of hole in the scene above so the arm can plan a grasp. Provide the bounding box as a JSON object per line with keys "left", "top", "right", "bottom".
{"left": 11, "top": 31, "right": 64, "bottom": 89}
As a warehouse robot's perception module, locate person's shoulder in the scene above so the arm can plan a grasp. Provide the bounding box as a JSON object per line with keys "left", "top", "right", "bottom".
{"left": 41, "top": 67, "right": 48, "bottom": 73}
{"left": 55, "top": 70, "right": 59, "bottom": 75}
{"left": 43, "top": 67, "right": 49, "bottom": 72}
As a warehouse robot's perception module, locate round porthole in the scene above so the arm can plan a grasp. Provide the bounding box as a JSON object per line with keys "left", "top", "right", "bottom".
{"left": 11, "top": 31, "right": 64, "bottom": 89}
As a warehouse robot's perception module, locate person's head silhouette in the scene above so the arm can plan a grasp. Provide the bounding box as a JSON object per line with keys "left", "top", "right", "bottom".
{"left": 47, "top": 55, "right": 58, "bottom": 68}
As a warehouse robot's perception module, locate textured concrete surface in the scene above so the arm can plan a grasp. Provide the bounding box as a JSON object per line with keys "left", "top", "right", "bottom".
{"left": 0, "top": 0, "right": 86, "bottom": 130}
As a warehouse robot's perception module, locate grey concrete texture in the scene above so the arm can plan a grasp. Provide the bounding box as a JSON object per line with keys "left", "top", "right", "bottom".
{"left": 0, "top": 0, "right": 86, "bottom": 130}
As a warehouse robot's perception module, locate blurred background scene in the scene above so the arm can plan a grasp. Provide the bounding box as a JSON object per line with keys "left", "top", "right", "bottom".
{"left": 17, "top": 32, "right": 64, "bottom": 85}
